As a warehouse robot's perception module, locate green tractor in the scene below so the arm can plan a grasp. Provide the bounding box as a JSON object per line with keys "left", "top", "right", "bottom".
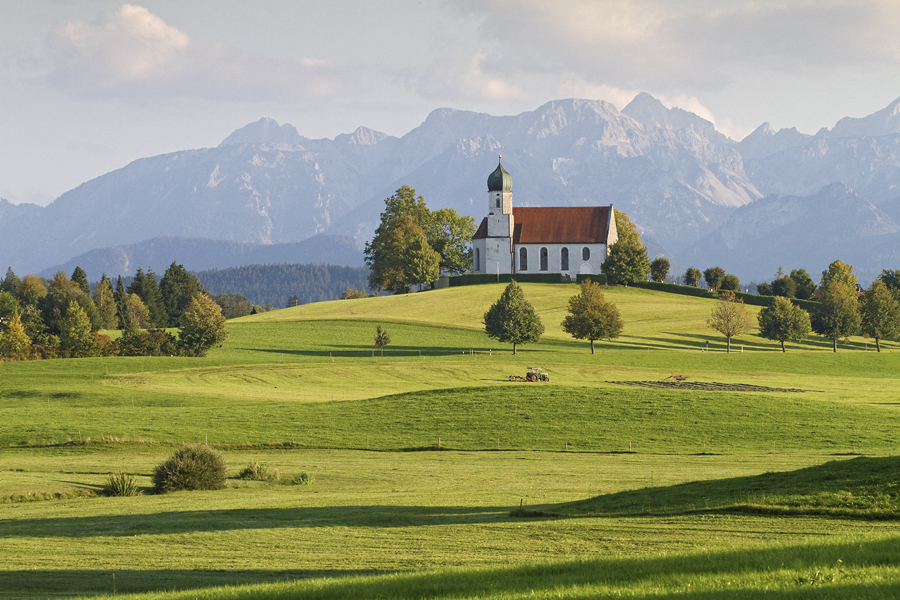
{"left": 525, "top": 366, "right": 549, "bottom": 382}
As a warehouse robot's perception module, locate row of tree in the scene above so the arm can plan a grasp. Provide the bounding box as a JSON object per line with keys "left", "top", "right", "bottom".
{"left": 484, "top": 279, "right": 622, "bottom": 354}
{"left": 707, "top": 261, "right": 900, "bottom": 352}
{"left": 0, "top": 264, "right": 228, "bottom": 360}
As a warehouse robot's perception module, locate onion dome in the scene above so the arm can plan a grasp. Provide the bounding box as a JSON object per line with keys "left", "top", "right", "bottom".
{"left": 487, "top": 156, "right": 512, "bottom": 192}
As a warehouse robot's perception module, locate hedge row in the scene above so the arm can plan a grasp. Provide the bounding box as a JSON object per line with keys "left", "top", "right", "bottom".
{"left": 449, "top": 273, "right": 569, "bottom": 286}
{"left": 575, "top": 274, "right": 608, "bottom": 286}
{"left": 628, "top": 280, "right": 717, "bottom": 298}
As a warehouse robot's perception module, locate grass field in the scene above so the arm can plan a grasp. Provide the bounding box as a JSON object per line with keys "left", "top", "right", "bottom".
{"left": 1, "top": 283, "right": 899, "bottom": 599}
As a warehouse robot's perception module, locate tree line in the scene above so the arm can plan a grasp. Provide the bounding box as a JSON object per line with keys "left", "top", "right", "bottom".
{"left": 0, "top": 263, "right": 227, "bottom": 360}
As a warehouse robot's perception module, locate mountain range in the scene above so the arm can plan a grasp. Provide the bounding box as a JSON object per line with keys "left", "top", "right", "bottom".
{"left": 3, "top": 93, "right": 900, "bottom": 284}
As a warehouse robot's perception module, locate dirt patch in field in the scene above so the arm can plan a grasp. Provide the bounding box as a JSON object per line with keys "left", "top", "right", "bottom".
{"left": 607, "top": 380, "right": 812, "bottom": 393}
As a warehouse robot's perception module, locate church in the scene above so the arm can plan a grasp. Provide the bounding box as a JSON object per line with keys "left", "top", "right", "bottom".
{"left": 471, "top": 158, "right": 618, "bottom": 277}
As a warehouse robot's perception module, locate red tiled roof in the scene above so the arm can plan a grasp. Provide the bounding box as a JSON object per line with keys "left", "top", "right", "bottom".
{"left": 514, "top": 207, "right": 610, "bottom": 244}
{"left": 472, "top": 217, "right": 488, "bottom": 239}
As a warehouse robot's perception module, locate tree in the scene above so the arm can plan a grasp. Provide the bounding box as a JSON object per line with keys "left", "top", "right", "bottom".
{"left": 374, "top": 324, "right": 391, "bottom": 356}
{"left": 860, "top": 280, "right": 900, "bottom": 352}
{"left": 683, "top": 267, "right": 702, "bottom": 287}
{"left": 561, "top": 280, "right": 623, "bottom": 353}
{"left": 815, "top": 280, "right": 862, "bottom": 352}
{"left": 484, "top": 281, "right": 544, "bottom": 354}
{"left": 70, "top": 267, "right": 90, "bottom": 296}
{"left": 703, "top": 267, "right": 725, "bottom": 291}
{"left": 1, "top": 267, "right": 22, "bottom": 297}
{"left": 0, "top": 313, "right": 30, "bottom": 358}
{"left": 92, "top": 274, "right": 118, "bottom": 330}
{"left": 425, "top": 208, "right": 477, "bottom": 275}
{"left": 125, "top": 294, "right": 152, "bottom": 328}
{"left": 160, "top": 262, "right": 205, "bottom": 326}
{"left": 0, "top": 291, "right": 20, "bottom": 329}
{"left": 341, "top": 288, "right": 369, "bottom": 299}
{"left": 128, "top": 268, "right": 167, "bottom": 328}
{"left": 757, "top": 296, "right": 812, "bottom": 352}
{"left": 720, "top": 274, "right": 740, "bottom": 292}
{"left": 39, "top": 282, "right": 101, "bottom": 335}
{"left": 178, "top": 294, "right": 229, "bottom": 357}
{"left": 59, "top": 300, "right": 96, "bottom": 358}
{"left": 287, "top": 295, "right": 300, "bottom": 307}
{"left": 771, "top": 276, "right": 796, "bottom": 298}
{"left": 601, "top": 211, "right": 650, "bottom": 285}
{"left": 367, "top": 215, "right": 440, "bottom": 294}
{"left": 114, "top": 276, "right": 129, "bottom": 328}
{"left": 756, "top": 282, "right": 773, "bottom": 296}
{"left": 18, "top": 274, "right": 47, "bottom": 307}
{"left": 790, "top": 269, "right": 816, "bottom": 300}
{"left": 707, "top": 291, "right": 754, "bottom": 353}
{"left": 880, "top": 269, "right": 900, "bottom": 296}
{"left": 649, "top": 258, "right": 670, "bottom": 283}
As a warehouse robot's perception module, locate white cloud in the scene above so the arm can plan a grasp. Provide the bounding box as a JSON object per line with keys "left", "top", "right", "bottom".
{"left": 44, "top": 4, "right": 343, "bottom": 102}
{"left": 412, "top": 52, "right": 523, "bottom": 102}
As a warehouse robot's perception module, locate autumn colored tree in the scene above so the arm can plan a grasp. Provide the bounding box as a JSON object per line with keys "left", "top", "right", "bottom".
{"left": 561, "top": 280, "right": 623, "bottom": 353}
{"left": 707, "top": 291, "right": 754, "bottom": 353}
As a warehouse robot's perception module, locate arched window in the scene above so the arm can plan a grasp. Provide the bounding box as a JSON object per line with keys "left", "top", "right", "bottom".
{"left": 519, "top": 247, "right": 528, "bottom": 271}
{"left": 582, "top": 247, "right": 591, "bottom": 261}
{"left": 540, "top": 247, "right": 548, "bottom": 271}
{"left": 474, "top": 248, "right": 480, "bottom": 272}
{"left": 561, "top": 247, "right": 569, "bottom": 271}
{"left": 496, "top": 197, "right": 501, "bottom": 208}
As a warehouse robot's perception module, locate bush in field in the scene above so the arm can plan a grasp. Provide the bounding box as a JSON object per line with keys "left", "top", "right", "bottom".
{"left": 237, "top": 461, "right": 280, "bottom": 481}
{"left": 284, "top": 472, "right": 314, "bottom": 485}
{"left": 105, "top": 472, "right": 140, "bottom": 496}
{"left": 152, "top": 444, "right": 227, "bottom": 493}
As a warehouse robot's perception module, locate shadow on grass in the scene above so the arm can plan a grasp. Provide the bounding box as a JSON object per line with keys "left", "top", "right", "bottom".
{"left": 2, "top": 537, "right": 899, "bottom": 598}
{"left": 0, "top": 504, "right": 509, "bottom": 538}
{"left": 547, "top": 455, "right": 900, "bottom": 519}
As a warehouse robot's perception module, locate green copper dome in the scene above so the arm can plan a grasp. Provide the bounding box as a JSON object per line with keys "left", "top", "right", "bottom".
{"left": 487, "top": 157, "right": 512, "bottom": 192}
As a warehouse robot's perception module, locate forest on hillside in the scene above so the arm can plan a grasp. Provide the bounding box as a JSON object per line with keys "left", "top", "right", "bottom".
{"left": 196, "top": 263, "right": 370, "bottom": 308}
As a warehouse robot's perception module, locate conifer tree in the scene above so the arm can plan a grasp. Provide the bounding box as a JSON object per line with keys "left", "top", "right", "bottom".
{"left": 115, "top": 276, "right": 129, "bottom": 329}
{"left": 0, "top": 267, "right": 22, "bottom": 296}
{"left": 160, "top": 262, "right": 204, "bottom": 326}
{"left": 128, "top": 268, "right": 167, "bottom": 328}
{"left": 70, "top": 266, "right": 90, "bottom": 295}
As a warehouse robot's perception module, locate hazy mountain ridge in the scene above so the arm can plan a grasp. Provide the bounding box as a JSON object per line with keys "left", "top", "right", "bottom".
{"left": 4, "top": 94, "right": 900, "bottom": 282}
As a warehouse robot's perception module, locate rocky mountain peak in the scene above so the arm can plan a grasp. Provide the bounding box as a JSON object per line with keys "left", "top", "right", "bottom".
{"left": 218, "top": 117, "right": 304, "bottom": 147}
{"left": 826, "top": 95, "right": 900, "bottom": 139}
{"left": 622, "top": 92, "right": 718, "bottom": 136}
{"left": 335, "top": 126, "right": 394, "bottom": 147}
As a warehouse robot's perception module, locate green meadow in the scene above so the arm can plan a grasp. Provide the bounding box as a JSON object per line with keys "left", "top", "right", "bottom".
{"left": 1, "top": 283, "right": 899, "bottom": 599}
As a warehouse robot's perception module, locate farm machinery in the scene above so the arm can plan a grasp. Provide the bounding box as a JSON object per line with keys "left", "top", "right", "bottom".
{"left": 509, "top": 367, "right": 550, "bottom": 382}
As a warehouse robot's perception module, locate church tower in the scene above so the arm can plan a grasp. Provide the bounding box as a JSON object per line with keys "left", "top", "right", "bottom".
{"left": 480, "top": 156, "right": 514, "bottom": 273}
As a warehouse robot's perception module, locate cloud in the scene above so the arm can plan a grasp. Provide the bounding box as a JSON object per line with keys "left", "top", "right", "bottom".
{"left": 45, "top": 4, "right": 342, "bottom": 102}
{"left": 445, "top": 0, "right": 900, "bottom": 92}
{"left": 410, "top": 52, "right": 524, "bottom": 102}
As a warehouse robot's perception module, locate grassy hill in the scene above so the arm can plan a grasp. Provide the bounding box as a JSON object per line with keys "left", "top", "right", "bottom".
{"left": 1, "top": 283, "right": 899, "bottom": 599}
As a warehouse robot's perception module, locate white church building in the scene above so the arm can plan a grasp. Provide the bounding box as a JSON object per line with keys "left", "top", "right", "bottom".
{"left": 471, "top": 158, "right": 618, "bottom": 277}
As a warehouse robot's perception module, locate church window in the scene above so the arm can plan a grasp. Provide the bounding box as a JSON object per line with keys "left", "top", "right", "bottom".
{"left": 540, "top": 248, "right": 548, "bottom": 271}
{"left": 474, "top": 248, "right": 480, "bottom": 272}
{"left": 519, "top": 248, "right": 528, "bottom": 271}
{"left": 496, "top": 197, "right": 501, "bottom": 208}
{"left": 561, "top": 247, "right": 569, "bottom": 271}
{"left": 582, "top": 247, "right": 591, "bottom": 261}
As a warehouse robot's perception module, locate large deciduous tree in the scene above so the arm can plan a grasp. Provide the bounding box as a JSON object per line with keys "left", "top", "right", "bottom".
{"left": 790, "top": 269, "right": 816, "bottom": 299}
{"left": 683, "top": 267, "right": 702, "bottom": 287}
{"left": 703, "top": 267, "right": 726, "bottom": 291}
{"left": 860, "top": 280, "right": 900, "bottom": 352}
{"left": 707, "top": 291, "right": 754, "bottom": 353}
{"left": 59, "top": 300, "right": 96, "bottom": 358}
{"left": 367, "top": 215, "right": 440, "bottom": 294}
{"left": 178, "top": 294, "right": 229, "bottom": 357}
{"left": 484, "top": 281, "right": 544, "bottom": 355}
{"left": 813, "top": 260, "right": 861, "bottom": 352}
{"left": 561, "top": 280, "right": 623, "bottom": 353}
{"left": 649, "top": 258, "right": 670, "bottom": 283}
{"left": 757, "top": 296, "right": 812, "bottom": 352}
{"left": 425, "top": 208, "right": 477, "bottom": 275}
{"left": 601, "top": 210, "right": 650, "bottom": 286}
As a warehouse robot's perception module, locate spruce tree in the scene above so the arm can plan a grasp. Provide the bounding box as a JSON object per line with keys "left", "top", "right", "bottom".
{"left": 70, "top": 267, "right": 91, "bottom": 295}
{"left": 128, "top": 268, "right": 167, "bottom": 328}
{"left": 115, "top": 276, "right": 129, "bottom": 329}
{"left": 160, "top": 262, "right": 204, "bottom": 327}
{"left": 0, "top": 267, "right": 22, "bottom": 296}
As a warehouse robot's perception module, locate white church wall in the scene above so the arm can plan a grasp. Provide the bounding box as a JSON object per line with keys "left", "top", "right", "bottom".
{"left": 513, "top": 243, "right": 607, "bottom": 276}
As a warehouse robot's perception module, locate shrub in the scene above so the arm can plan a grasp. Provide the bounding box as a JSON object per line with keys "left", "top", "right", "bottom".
{"left": 285, "top": 472, "right": 314, "bottom": 485}
{"left": 237, "top": 461, "right": 280, "bottom": 481}
{"left": 152, "top": 444, "right": 227, "bottom": 493}
{"left": 105, "top": 472, "right": 140, "bottom": 496}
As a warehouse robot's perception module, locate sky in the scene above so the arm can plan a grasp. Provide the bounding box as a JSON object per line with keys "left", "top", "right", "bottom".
{"left": 2, "top": 0, "right": 900, "bottom": 206}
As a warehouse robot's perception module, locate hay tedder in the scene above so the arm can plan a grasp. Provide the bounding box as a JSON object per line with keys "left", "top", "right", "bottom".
{"left": 509, "top": 367, "right": 550, "bottom": 382}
